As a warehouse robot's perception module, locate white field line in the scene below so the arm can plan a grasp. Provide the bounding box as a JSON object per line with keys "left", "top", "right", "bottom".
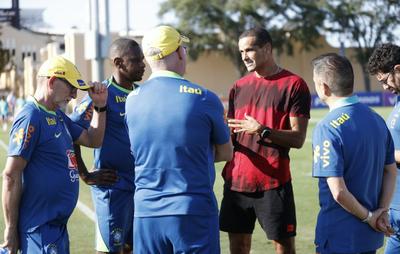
{"left": 0, "top": 138, "right": 95, "bottom": 222}
{"left": 0, "top": 139, "right": 7, "bottom": 151}
{"left": 76, "top": 200, "right": 96, "bottom": 222}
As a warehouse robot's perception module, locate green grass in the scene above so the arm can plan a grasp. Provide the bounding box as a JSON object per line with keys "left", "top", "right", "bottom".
{"left": 0, "top": 107, "right": 394, "bottom": 253}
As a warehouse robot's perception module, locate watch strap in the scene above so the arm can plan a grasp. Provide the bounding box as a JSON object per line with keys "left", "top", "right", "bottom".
{"left": 93, "top": 105, "right": 107, "bottom": 112}
{"left": 362, "top": 211, "right": 373, "bottom": 223}
{"left": 259, "top": 126, "right": 272, "bottom": 139}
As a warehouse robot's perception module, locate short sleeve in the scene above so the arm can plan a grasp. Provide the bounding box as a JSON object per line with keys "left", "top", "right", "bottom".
{"left": 69, "top": 95, "right": 93, "bottom": 129}
{"left": 8, "top": 110, "right": 40, "bottom": 161}
{"left": 289, "top": 79, "right": 311, "bottom": 119}
{"left": 61, "top": 112, "right": 84, "bottom": 141}
{"left": 312, "top": 123, "right": 344, "bottom": 177}
{"left": 386, "top": 128, "right": 395, "bottom": 165}
{"left": 204, "top": 90, "right": 230, "bottom": 145}
{"left": 387, "top": 117, "right": 400, "bottom": 151}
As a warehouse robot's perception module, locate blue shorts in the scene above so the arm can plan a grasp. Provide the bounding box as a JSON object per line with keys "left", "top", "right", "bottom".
{"left": 19, "top": 223, "right": 69, "bottom": 254}
{"left": 384, "top": 208, "right": 400, "bottom": 254}
{"left": 91, "top": 187, "right": 134, "bottom": 252}
{"left": 134, "top": 214, "right": 220, "bottom": 254}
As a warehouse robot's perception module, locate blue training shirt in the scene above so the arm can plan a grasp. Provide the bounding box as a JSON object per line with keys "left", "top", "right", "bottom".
{"left": 70, "top": 77, "right": 135, "bottom": 191}
{"left": 386, "top": 95, "right": 400, "bottom": 210}
{"left": 9, "top": 98, "right": 83, "bottom": 233}
{"left": 312, "top": 96, "right": 394, "bottom": 253}
{"left": 125, "top": 70, "right": 230, "bottom": 217}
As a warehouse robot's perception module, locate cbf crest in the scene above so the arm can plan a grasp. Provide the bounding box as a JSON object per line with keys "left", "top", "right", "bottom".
{"left": 46, "top": 244, "right": 58, "bottom": 254}
{"left": 111, "top": 228, "right": 123, "bottom": 246}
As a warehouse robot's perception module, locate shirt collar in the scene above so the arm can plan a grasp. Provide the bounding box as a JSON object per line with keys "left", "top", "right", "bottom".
{"left": 330, "top": 95, "right": 359, "bottom": 111}
{"left": 27, "top": 96, "right": 57, "bottom": 115}
{"left": 108, "top": 76, "right": 137, "bottom": 93}
{"left": 149, "top": 70, "right": 185, "bottom": 80}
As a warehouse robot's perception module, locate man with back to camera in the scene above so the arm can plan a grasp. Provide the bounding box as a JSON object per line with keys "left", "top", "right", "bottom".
{"left": 312, "top": 53, "right": 396, "bottom": 254}
{"left": 219, "top": 27, "right": 311, "bottom": 254}
{"left": 1, "top": 55, "right": 108, "bottom": 254}
{"left": 125, "top": 25, "right": 233, "bottom": 253}
{"left": 368, "top": 43, "right": 400, "bottom": 254}
{"left": 70, "top": 38, "right": 145, "bottom": 254}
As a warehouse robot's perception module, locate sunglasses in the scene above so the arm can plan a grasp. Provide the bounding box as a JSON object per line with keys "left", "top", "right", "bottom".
{"left": 56, "top": 77, "right": 77, "bottom": 93}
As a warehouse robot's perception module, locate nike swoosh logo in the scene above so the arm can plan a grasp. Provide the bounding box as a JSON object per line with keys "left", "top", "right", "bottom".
{"left": 120, "top": 112, "right": 126, "bottom": 117}
{"left": 54, "top": 132, "right": 62, "bottom": 138}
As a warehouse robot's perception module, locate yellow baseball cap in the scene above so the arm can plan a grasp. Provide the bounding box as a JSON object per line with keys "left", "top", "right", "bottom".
{"left": 37, "top": 55, "right": 90, "bottom": 90}
{"left": 142, "top": 25, "right": 190, "bottom": 60}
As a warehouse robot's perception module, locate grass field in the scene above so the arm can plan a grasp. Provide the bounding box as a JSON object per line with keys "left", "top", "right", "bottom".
{"left": 0, "top": 107, "right": 393, "bottom": 253}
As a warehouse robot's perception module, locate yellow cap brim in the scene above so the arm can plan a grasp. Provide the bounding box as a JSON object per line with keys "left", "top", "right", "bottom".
{"left": 65, "top": 77, "right": 91, "bottom": 90}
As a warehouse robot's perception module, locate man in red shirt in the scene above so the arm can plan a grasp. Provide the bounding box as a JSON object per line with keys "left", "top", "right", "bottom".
{"left": 219, "top": 27, "right": 311, "bottom": 254}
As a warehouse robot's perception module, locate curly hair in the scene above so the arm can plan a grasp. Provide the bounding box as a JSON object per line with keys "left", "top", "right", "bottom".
{"left": 368, "top": 43, "right": 400, "bottom": 75}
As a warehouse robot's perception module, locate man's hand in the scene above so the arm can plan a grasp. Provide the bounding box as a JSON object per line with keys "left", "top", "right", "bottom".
{"left": 367, "top": 208, "right": 394, "bottom": 236}
{"left": 228, "top": 114, "right": 262, "bottom": 134}
{"left": 88, "top": 81, "right": 108, "bottom": 108}
{"left": 375, "top": 209, "right": 394, "bottom": 236}
{"left": 80, "top": 168, "right": 118, "bottom": 186}
{"left": 1, "top": 226, "right": 19, "bottom": 254}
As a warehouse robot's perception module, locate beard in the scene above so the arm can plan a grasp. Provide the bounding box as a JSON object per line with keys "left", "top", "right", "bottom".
{"left": 56, "top": 100, "right": 69, "bottom": 112}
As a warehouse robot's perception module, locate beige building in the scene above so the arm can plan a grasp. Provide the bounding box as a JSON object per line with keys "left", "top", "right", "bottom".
{"left": 0, "top": 23, "right": 64, "bottom": 97}
{"left": 1, "top": 22, "right": 383, "bottom": 101}
{"left": 65, "top": 32, "right": 382, "bottom": 99}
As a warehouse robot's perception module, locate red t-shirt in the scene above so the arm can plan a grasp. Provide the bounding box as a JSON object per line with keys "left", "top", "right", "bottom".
{"left": 222, "top": 69, "right": 311, "bottom": 192}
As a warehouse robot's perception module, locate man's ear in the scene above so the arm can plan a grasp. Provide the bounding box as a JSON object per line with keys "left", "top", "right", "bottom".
{"left": 322, "top": 83, "right": 332, "bottom": 97}
{"left": 48, "top": 76, "right": 57, "bottom": 89}
{"left": 176, "top": 46, "right": 184, "bottom": 60}
{"left": 113, "top": 57, "right": 123, "bottom": 69}
{"left": 394, "top": 64, "right": 400, "bottom": 72}
{"left": 263, "top": 43, "right": 272, "bottom": 54}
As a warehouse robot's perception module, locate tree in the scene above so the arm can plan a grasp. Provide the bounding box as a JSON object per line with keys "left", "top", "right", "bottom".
{"left": 319, "top": 0, "right": 400, "bottom": 91}
{"left": 158, "top": 0, "right": 324, "bottom": 76}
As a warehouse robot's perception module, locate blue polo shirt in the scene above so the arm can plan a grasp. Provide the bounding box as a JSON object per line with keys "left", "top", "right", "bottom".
{"left": 312, "top": 96, "right": 394, "bottom": 253}
{"left": 386, "top": 95, "right": 400, "bottom": 210}
{"left": 70, "top": 78, "right": 135, "bottom": 191}
{"left": 125, "top": 70, "right": 230, "bottom": 217}
{"left": 9, "top": 98, "right": 83, "bottom": 233}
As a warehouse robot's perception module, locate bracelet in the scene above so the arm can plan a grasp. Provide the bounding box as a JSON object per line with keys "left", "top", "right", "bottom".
{"left": 93, "top": 105, "right": 107, "bottom": 113}
{"left": 362, "top": 210, "right": 373, "bottom": 223}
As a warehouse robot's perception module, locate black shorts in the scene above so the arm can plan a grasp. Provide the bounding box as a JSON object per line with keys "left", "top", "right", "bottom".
{"left": 219, "top": 181, "right": 296, "bottom": 240}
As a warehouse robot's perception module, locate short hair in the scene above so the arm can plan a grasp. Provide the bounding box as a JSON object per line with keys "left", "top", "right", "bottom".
{"left": 311, "top": 53, "right": 354, "bottom": 96}
{"left": 368, "top": 43, "right": 400, "bottom": 75}
{"left": 109, "top": 38, "right": 140, "bottom": 59}
{"left": 239, "top": 27, "right": 273, "bottom": 49}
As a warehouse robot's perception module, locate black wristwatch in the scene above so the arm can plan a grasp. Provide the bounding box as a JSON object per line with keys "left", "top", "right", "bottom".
{"left": 93, "top": 105, "right": 107, "bottom": 113}
{"left": 259, "top": 126, "right": 272, "bottom": 140}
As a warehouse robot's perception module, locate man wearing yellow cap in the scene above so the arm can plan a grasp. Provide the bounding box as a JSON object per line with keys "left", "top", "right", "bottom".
{"left": 125, "top": 25, "right": 233, "bottom": 253}
{"left": 1, "top": 55, "right": 108, "bottom": 254}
